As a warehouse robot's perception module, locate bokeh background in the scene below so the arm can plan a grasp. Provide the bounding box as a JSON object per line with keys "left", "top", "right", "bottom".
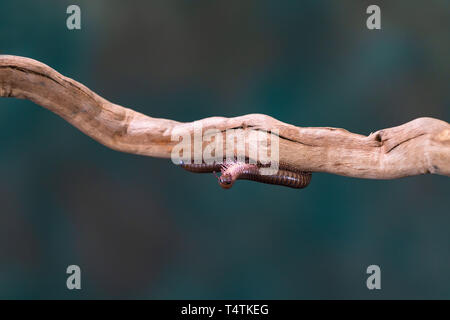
{"left": 0, "top": 0, "right": 449, "bottom": 299}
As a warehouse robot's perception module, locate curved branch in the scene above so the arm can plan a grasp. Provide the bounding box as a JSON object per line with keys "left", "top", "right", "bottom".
{"left": 1, "top": 55, "right": 449, "bottom": 179}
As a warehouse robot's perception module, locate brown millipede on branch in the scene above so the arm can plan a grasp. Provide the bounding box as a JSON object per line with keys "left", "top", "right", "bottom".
{"left": 179, "top": 160, "right": 312, "bottom": 189}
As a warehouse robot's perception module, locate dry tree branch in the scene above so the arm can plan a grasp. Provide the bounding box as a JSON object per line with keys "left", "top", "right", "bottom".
{"left": 1, "top": 55, "right": 449, "bottom": 179}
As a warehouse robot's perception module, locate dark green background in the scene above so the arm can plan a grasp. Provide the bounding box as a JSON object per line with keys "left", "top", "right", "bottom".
{"left": 0, "top": 0, "right": 449, "bottom": 299}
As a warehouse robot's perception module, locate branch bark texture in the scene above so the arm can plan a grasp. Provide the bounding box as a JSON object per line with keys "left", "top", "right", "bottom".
{"left": 1, "top": 55, "right": 449, "bottom": 179}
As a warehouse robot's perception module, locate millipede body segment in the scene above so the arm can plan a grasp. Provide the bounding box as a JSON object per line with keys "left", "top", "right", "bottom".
{"left": 179, "top": 160, "right": 312, "bottom": 189}
{"left": 180, "top": 161, "right": 222, "bottom": 173}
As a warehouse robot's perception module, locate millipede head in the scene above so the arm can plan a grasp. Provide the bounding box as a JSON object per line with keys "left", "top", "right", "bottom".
{"left": 218, "top": 173, "right": 233, "bottom": 189}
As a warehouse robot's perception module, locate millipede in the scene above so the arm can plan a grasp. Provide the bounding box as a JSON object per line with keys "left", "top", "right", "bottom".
{"left": 179, "top": 160, "right": 312, "bottom": 189}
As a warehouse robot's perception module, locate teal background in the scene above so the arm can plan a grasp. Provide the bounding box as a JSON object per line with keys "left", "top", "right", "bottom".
{"left": 0, "top": 0, "right": 449, "bottom": 299}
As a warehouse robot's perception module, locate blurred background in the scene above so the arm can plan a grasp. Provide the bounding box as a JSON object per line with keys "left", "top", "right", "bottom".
{"left": 0, "top": 0, "right": 449, "bottom": 299}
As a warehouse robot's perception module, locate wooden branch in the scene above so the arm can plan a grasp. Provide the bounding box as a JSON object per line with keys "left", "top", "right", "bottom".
{"left": 1, "top": 55, "right": 449, "bottom": 179}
